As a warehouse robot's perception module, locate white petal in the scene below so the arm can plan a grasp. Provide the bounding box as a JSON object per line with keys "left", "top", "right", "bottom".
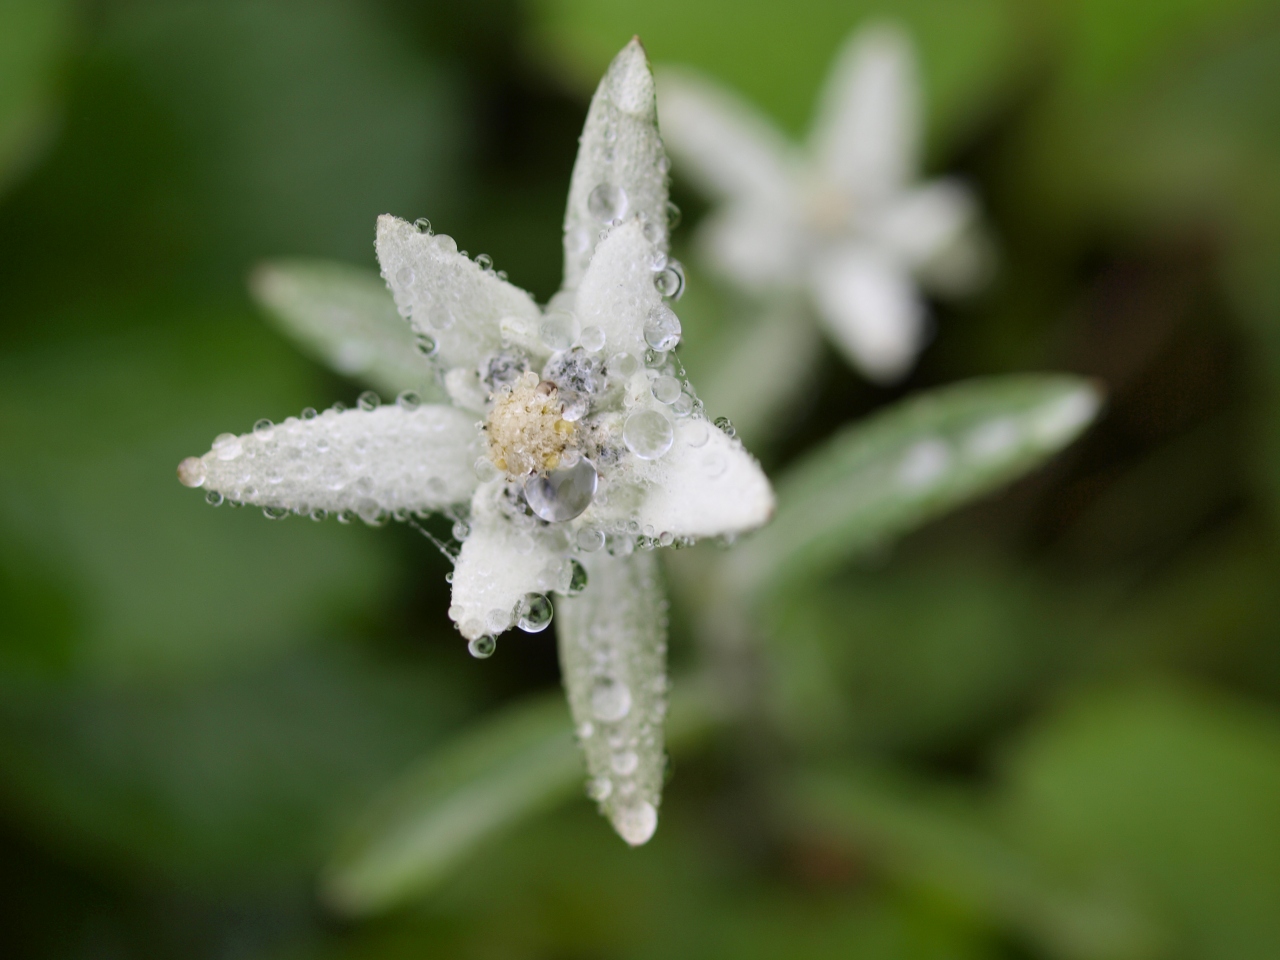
{"left": 189, "top": 404, "right": 480, "bottom": 518}
{"left": 449, "top": 481, "right": 563, "bottom": 641}
{"left": 250, "top": 260, "right": 443, "bottom": 400}
{"left": 811, "top": 247, "right": 925, "bottom": 383}
{"left": 575, "top": 219, "right": 667, "bottom": 359}
{"left": 627, "top": 415, "right": 775, "bottom": 539}
{"left": 562, "top": 39, "right": 668, "bottom": 291}
{"left": 375, "top": 215, "right": 542, "bottom": 372}
{"left": 874, "top": 178, "right": 977, "bottom": 269}
{"left": 697, "top": 202, "right": 806, "bottom": 293}
{"left": 556, "top": 550, "right": 666, "bottom": 846}
{"left": 656, "top": 67, "right": 799, "bottom": 207}
{"left": 810, "top": 23, "right": 919, "bottom": 202}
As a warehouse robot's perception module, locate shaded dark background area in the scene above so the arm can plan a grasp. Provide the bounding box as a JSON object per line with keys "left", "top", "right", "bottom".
{"left": 1, "top": 1, "right": 1279, "bottom": 957}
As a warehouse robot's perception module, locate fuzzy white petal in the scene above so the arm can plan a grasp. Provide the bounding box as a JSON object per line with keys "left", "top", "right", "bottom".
{"left": 698, "top": 202, "right": 806, "bottom": 292}
{"left": 556, "top": 550, "right": 666, "bottom": 846}
{"left": 811, "top": 23, "right": 919, "bottom": 202}
{"left": 811, "top": 247, "right": 925, "bottom": 383}
{"left": 628, "top": 415, "right": 775, "bottom": 538}
{"left": 575, "top": 219, "right": 667, "bottom": 359}
{"left": 563, "top": 39, "right": 668, "bottom": 291}
{"left": 656, "top": 68, "right": 798, "bottom": 207}
{"left": 875, "top": 178, "right": 977, "bottom": 269}
{"left": 191, "top": 405, "right": 479, "bottom": 517}
{"left": 449, "top": 482, "right": 563, "bottom": 641}
{"left": 375, "top": 215, "right": 542, "bottom": 372}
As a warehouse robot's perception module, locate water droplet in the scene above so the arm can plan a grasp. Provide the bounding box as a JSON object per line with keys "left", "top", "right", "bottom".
{"left": 624, "top": 410, "right": 674, "bottom": 460}
{"left": 253, "top": 418, "right": 274, "bottom": 441}
{"left": 651, "top": 376, "right": 681, "bottom": 404}
{"left": 658, "top": 531, "right": 673, "bottom": 546}
{"left": 205, "top": 490, "right": 223, "bottom": 506}
{"left": 301, "top": 407, "right": 317, "bottom": 420}
{"left": 591, "top": 677, "right": 632, "bottom": 722}
{"left": 414, "top": 217, "right": 432, "bottom": 234}
{"left": 579, "top": 325, "right": 606, "bottom": 353}
{"left": 587, "top": 776, "right": 613, "bottom": 801}
{"left": 415, "top": 334, "right": 437, "bottom": 356}
{"left": 606, "top": 533, "right": 635, "bottom": 557}
{"left": 713, "top": 416, "right": 735, "bottom": 438}
{"left": 539, "top": 311, "right": 578, "bottom": 351}
{"left": 702, "top": 451, "right": 727, "bottom": 478}
{"left": 517, "top": 593, "right": 553, "bottom": 633}
{"left": 358, "top": 390, "right": 380, "bottom": 411}
{"left": 263, "top": 506, "right": 288, "bottom": 520}
{"left": 611, "top": 751, "right": 639, "bottom": 775}
{"left": 213, "top": 433, "right": 242, "bottom": 461}
{"left": 577, "top": 527, "right": 605, "bottom": 552}
{"left": 435, "top": 234, "right": 458, "bottom": 254}
{"left": 666, "top": 201, "right": 682, "bottom": 229}
{"left": 396, "top": 390, "right": 421, "bottom": 410}
{"left": 643, "top": 304, "right": 681, "bottom": 351}
{"left": 452, "top": 521, "right": 470, "bottom": 540}
{"left": 653, "top": 261, "right": 685, "bottom": 299}
{"left": 177, "top": 457, "right": 206, "bottom": 488}
{"left": 468, "top": 635, "right": 496, "bottom": 659}
{"left": 567, "top": 558, "right": 588, "bottom": 595}
{"left": 486, "top": 608, "right": 511, "bottom": 634}
{"left": 475, "top": 253, "right": 493, "bottom": 271}
{"left": 609, "top": 352, "right": 639, "bottom": 379}
{"left": 898, "top": 439, "right": 951, "bottom": 490}
{"left": 429, "top": 305, "right": 456, "bottom": 331}
{"left": 642, "top": 219, "right": 664, "bottom": 244}
{"left": 310, "top": 509, "right": 327, "bottom": 522}
{"left": 671, "top": 392, "right": 695, "bottom": 417}
{"left": 357, "top": 499, "right": 386, "bottom": 526}
{"left": 615, "top": 801, "right": 658, "bottom": 846}
{"left": 474, "top": 457, "right": 500, "bottom": 482}
{"left": 524, "top": 460, "right": 598, "bottom": 522}
{"left": 396, "top": 266, "right": 414, "bottom": 287}
{"left": 587, "top": 182, "right": 628, "bottom": 222}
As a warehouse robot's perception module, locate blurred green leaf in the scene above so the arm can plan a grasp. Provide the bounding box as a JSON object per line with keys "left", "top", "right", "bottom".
{"left": 1000, "top": 682, "right": 1280, "bottom": 960}
{"left": 725, "top": 376, "right": 1100, "bottom": 595}
{"left": 0, "top": 0, "right": 71, "bottom": 195}
{"left": 251, "top": 259, "right": 444, "bottom": 400}
{"left": 529, "top": 0, "right": 1024, "bottom": 154}
{"left": 791, "top": 766, "right": 1162, "bottom": 960}
{"left": 0, "top": 644, "right": 473, "bottom": 886}
{"left": 324, "top": 676, "right": 730, "bottom": 915}
{"left": 0, "top": 308, "right": 396, "bottom": 680}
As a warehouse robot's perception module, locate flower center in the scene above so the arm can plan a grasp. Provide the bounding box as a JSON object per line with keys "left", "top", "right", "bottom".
{"left": 484, "top": 371, "right": 576, "bottom": 479}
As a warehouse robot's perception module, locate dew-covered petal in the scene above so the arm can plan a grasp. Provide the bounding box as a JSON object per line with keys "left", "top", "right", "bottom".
{"left": 874, "top": 178, "right": 977, "bottom": 270}
{"left": 562, "top": 38, "right": 668, "bottom": 291}
{"left": 656, "top": 67, "right": 799, "bottom": 208}
{"left": 251, "top": 260, "right": 443, "bottom": 399}
{"left": 626, "top": 416, "right": 775, "bottom": 539}
{"left": 575, "top": 219, "right": 668, "bottom": 359}
{"left": 376, "top": 215, "right": 541, "bottom": 371}
{"left": 698, "top": 202, "right": 806, "bottom": 292}
{"left": 810, "top": 23, "right": 919, "bottom": 202}
{"left": 449, "top": 482, "right": 562, "bottom": 641}
{"left": 811, "top": 246, "right": 924, "bottom": 383}
{"left": 556, "top": 550, "right": 666, "bottom": 846}
{"left": 188, "top": 404, "right": 480, "bottom": 516}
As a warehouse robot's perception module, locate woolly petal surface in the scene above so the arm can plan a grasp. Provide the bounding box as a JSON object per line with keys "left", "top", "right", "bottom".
{"left": 449, "top": 482, "right": 564, "bottom": 641}
{"left": 656, "top": 68, "right": 798, "bottom": 207}
{"left": 575, "top": 219, "right": 668, "bottom": 359}
{"left": 631, "top": 416, "right": 774, "bottom": 539}
{"left": 376, "top": 215, "right": 541, "bottom": 371}
{"left": 811, "top": 246, "right": 924, "bottom": 383}
{"left": 810, "top": 23, "right": 919, "bottom": 202}
{"left": 875, "top": 179, "right": 978, "bottom": 270}
{"left": 562, "top": 39, "right": 668, "bottom": 291}
{"left": 557, "top": 550, "right": 667, "bottom": 846}
{"left": 698, "top": 202, "right": 805, "bottom": 292}
{"left": 186, "top": 404, "right": 479, "bottom": 517}
{"left": 250, "top": 260, "right": 442, "bottom": 399}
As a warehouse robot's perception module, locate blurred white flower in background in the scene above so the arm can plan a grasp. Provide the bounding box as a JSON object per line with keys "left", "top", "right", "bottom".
{"left": 176, "top": 40, "right": 774, "bottom": 847}
{"left": 658, "top": 23, "right": 989, "bottom": 382}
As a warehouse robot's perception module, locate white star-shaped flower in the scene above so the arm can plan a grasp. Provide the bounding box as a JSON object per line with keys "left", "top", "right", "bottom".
{"left": 176, "top": 39, "right": 774, "bottom": 846}
{"left": 657, "top": 23, "right": 986, "bottom": 382}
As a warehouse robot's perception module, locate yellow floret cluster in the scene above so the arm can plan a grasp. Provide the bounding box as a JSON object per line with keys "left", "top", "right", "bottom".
{"left": 485, "top": 371, "right": 576, "bottom": 479}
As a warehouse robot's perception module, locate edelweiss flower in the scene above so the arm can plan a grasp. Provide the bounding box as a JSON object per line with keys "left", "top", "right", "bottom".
{"left": 176, "top": 40, "right": 774, "bottom": 846}
{"left": 657, "top": 23, "right": 986, "bottom": 382}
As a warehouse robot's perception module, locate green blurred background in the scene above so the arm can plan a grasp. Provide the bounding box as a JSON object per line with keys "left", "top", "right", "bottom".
{"left": 2, "top": 0, "right": 1280, "bottom": 957}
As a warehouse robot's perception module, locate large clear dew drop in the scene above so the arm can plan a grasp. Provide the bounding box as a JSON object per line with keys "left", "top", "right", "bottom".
{"left": 590, "top": 677, "right": 632, "bottom": 722}
{"left": 623, "top": 410, "right": 674, "bottom": 460}
{"left": 517, "top": 593, "right": 554, "bottom": 633}
{"left": 643, "top": 304, "right": 681, "bottom": 351}
{"left": 587, "top": 182, "right": 628, "bottom": 223}
{"left": 523, "top": 459, "right": 598, "bottom": 522}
